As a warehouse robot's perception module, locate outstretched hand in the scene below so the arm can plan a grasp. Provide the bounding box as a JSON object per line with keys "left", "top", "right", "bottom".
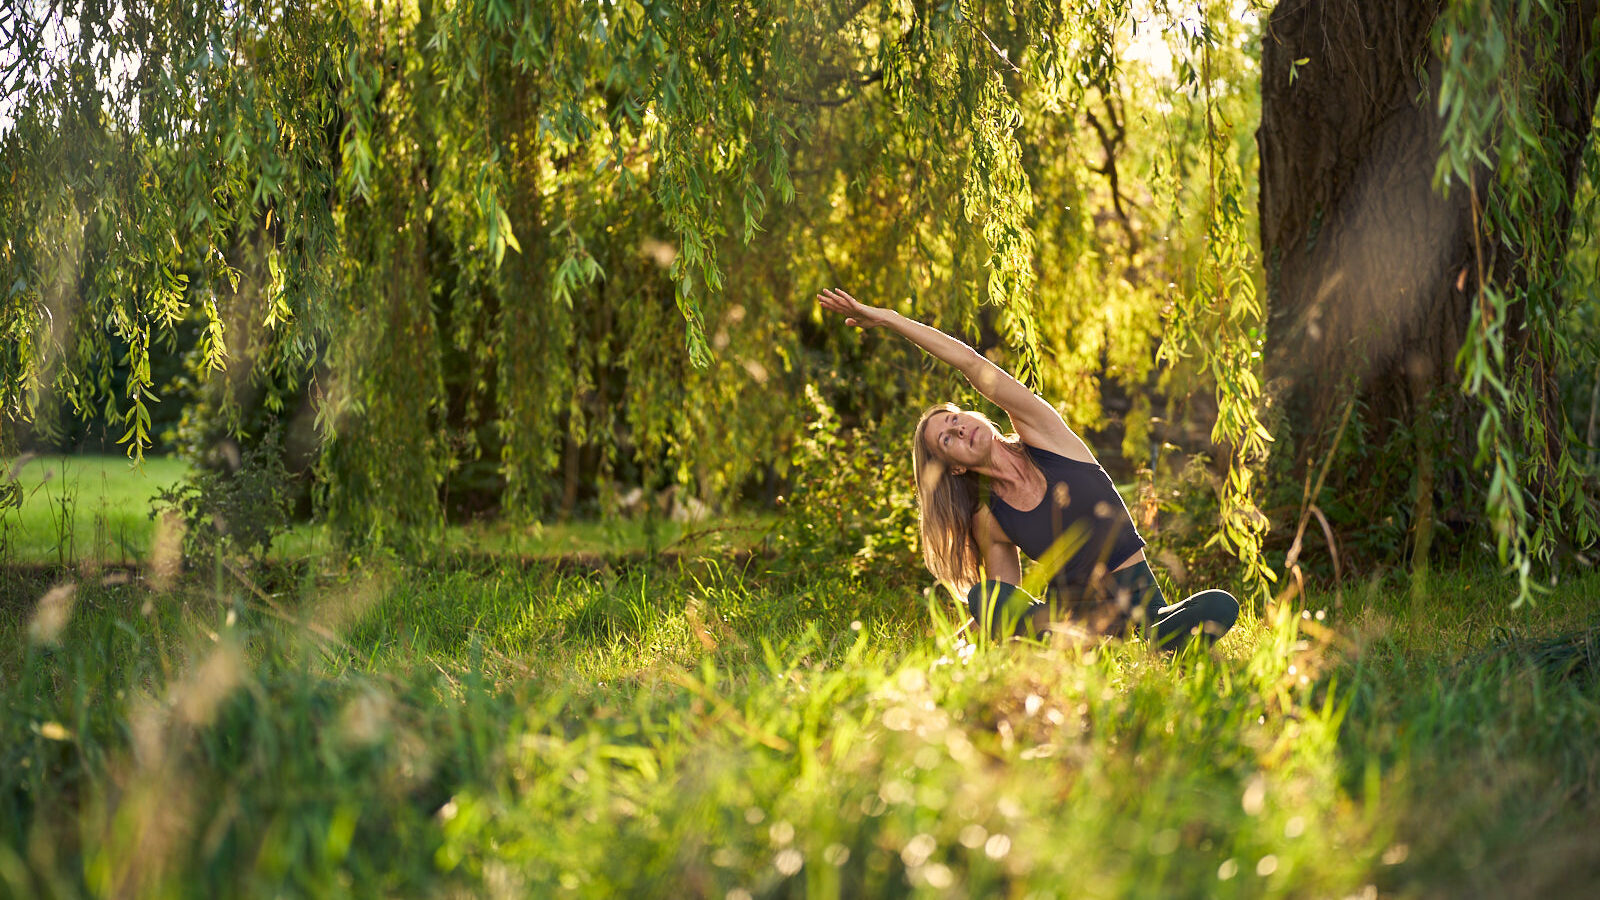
{"left": 816, "top": 288, "right": 893, "bottom": 330}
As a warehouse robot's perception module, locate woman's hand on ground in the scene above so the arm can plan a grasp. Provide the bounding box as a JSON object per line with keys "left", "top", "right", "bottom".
{"left": 817, "top": 288, "right": 893, "bottom": 329}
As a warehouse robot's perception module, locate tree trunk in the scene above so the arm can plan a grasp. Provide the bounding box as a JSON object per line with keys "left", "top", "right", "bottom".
{"left": 560, "top": 428, "right": 581, "bottom": 520}
{"left": 1260, "top": 0, "right": 1469, "bottom": 442}
{"left": 1258, "top": 0, "right": 1598, "bottom": 544}
{"left": 496, "top": 71, "right": 566, "bottom": 516}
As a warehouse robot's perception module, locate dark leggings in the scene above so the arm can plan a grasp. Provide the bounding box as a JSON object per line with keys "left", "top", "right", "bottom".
{"left": 966, "top": 561, "right": 1238, "bottom": 652}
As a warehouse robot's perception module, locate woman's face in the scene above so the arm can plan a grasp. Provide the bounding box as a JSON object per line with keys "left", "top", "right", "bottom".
{"left": 923, "top": 408, "right": 993, "bottom": 470}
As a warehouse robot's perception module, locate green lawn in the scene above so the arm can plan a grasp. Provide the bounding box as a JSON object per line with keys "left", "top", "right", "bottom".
{"left": 3, "top": 455, "right": 773, "bottom": 568}
{"left": 3, "top": 455, "right": 190, "bottom": 566}
{"left": 3, "top": 457, "right": 1597, "bottom": 898}
{"left": 2, "top": 543, "right": 1597, "bottom": 898}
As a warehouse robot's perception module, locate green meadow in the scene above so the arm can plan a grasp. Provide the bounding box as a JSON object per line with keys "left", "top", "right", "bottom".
{"left": 2, "top": 460, "right": 1597, "bottom": 898}
{"left": 0, "top": 455, "right": 767, "bottom": 569}
{"left": 2, "top": 456, "right": 190, "bottom": 567}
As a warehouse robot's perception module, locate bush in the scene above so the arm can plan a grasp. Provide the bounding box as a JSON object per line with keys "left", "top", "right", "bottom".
{"left": 774, "top": 385, "right": 921, "bottom": 579}
{"left": 153, "top": 426, "right": 294, "bottom": 567}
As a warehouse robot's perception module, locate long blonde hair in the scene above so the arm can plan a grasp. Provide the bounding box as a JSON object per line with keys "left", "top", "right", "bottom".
{"left": 911, "top": 403, "right": 1020, "bottom": 595}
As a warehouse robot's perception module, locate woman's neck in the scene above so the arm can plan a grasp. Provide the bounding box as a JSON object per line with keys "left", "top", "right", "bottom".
{"left": 977, "top": 439, "right": 1038, "bottom": 497}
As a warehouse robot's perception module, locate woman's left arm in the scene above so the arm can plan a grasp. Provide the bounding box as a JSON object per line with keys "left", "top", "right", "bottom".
{"left": 817, "top": 288, "right": 1093, "bottom": 461}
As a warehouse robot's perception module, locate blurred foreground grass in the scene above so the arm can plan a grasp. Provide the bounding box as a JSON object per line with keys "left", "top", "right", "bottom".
{"left": 3, "top": 540, "right": 1597, "bottom": 898}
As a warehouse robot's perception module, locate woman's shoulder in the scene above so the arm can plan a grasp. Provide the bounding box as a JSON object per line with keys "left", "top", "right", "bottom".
{"left": 1017, "top": 438, "right": 1100, "bottom": 468}
{"left": 1008, "top": 416, "right": 1099, "bottom": 465}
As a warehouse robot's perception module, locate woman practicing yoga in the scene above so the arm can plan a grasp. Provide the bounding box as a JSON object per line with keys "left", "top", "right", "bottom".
{"left": 817, "top": 287, "right": 1238, "bottom": 651}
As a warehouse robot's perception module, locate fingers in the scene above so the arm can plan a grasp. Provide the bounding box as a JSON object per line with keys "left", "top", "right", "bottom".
{"left": 828, "top": 287, "right": 859, "bottom": 325}
{"left": 815, "top": 287, "right": 860, "bottom": 314}
{"left": 817, "top": 287, "right": 876, "bottom": 329}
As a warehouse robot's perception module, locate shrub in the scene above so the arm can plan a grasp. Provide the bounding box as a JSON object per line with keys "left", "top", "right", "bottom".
{"left": 775, "top": 385, "right": 921, "bottom": 579}
{"left": 153, "top": 426, "right": 294, "bottom": 567}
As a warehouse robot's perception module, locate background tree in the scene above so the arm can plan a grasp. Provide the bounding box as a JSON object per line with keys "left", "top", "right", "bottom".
{"left": 5, "top": 0, "right": 1199, "bottom": 531}
{"left": 3, "top": 0, "right": 1595, "bottom": 600}
{"left": 1259, "top": 0, "right": 1600, "bottom": 598}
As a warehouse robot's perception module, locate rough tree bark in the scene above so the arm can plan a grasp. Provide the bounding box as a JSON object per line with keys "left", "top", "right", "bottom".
{"left": 1258, "top": 0, "right": 1599, "bottom": 553}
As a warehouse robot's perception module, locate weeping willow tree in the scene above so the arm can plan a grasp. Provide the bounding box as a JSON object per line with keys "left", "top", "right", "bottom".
{"left": 5, "top": 0, "right": 1588, "bottom": 601}
{"left": 1, "top": 3, "right": 1240, "bottom": 534}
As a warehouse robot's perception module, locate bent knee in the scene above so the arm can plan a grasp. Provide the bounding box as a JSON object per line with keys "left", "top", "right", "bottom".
{"left": 968, "top": 580, "right": 1043, "bottom": 636}
{"left": 967, "top": 580, "right": 1015, "bottom": 622}
{"left": 1199, "top": 589, "right": 1239, "bottom": 631}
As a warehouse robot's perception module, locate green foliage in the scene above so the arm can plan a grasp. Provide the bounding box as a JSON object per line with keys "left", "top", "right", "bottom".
{"left": 0, "top": 1, "right": 341, "bottom": 459}
{"left": 154, "top": 428, "right": 294, "bottom": 566}
{"left": 0, "top": 428, "right": 21, "bottom": 561}
{"left": 0, "top": 0, "right": 1237, "bottom": 549}
{"left": 1434, "top": 0, "right": 1600, "bottom": 603}
{"left": 1562, "top": 172, "right": 1600, "bottom": 473}
{"left": 5, "top": 0, "right": 1594, "bottom": 591}
{"left": 774, "top": 385, "right": 921, "bottom": 576}
{"left": 1154, "top": 5, "right": 1276, "bottom": 601}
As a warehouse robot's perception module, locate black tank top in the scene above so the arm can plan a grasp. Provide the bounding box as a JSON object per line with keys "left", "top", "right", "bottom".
{"left": 986, "top": 443, "right": 1146, "bottom": 596}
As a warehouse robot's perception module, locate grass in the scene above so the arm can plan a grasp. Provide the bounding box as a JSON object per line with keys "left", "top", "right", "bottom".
{"left": 3, "top": 455, "right": 190, "bottom": 566}
{"left": 4, "top": 455, "right": 772, "bottom": 567}
{"left": 2, "top": 457, "right": 1596, "bottom": 897}
{"left": 428, "top": 510, "right": 775, "bottom": 561}
{"left": 2, "top": 543, "right": 1597, "bottom": 898}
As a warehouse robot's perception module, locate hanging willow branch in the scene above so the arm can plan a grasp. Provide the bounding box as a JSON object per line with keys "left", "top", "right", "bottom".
{"left": 1157, "top": 4, "right": 1276, "bottom": 602}
{"left": 1435, "top": 0, "right": 1600, "bottom": 604}
{"left": 0, "top": 0, "right": 1293, "bottom": 558}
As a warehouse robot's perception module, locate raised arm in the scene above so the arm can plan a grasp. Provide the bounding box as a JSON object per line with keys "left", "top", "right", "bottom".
{"left": 816, "top": 288, "right": 1094, "bottom": 462}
